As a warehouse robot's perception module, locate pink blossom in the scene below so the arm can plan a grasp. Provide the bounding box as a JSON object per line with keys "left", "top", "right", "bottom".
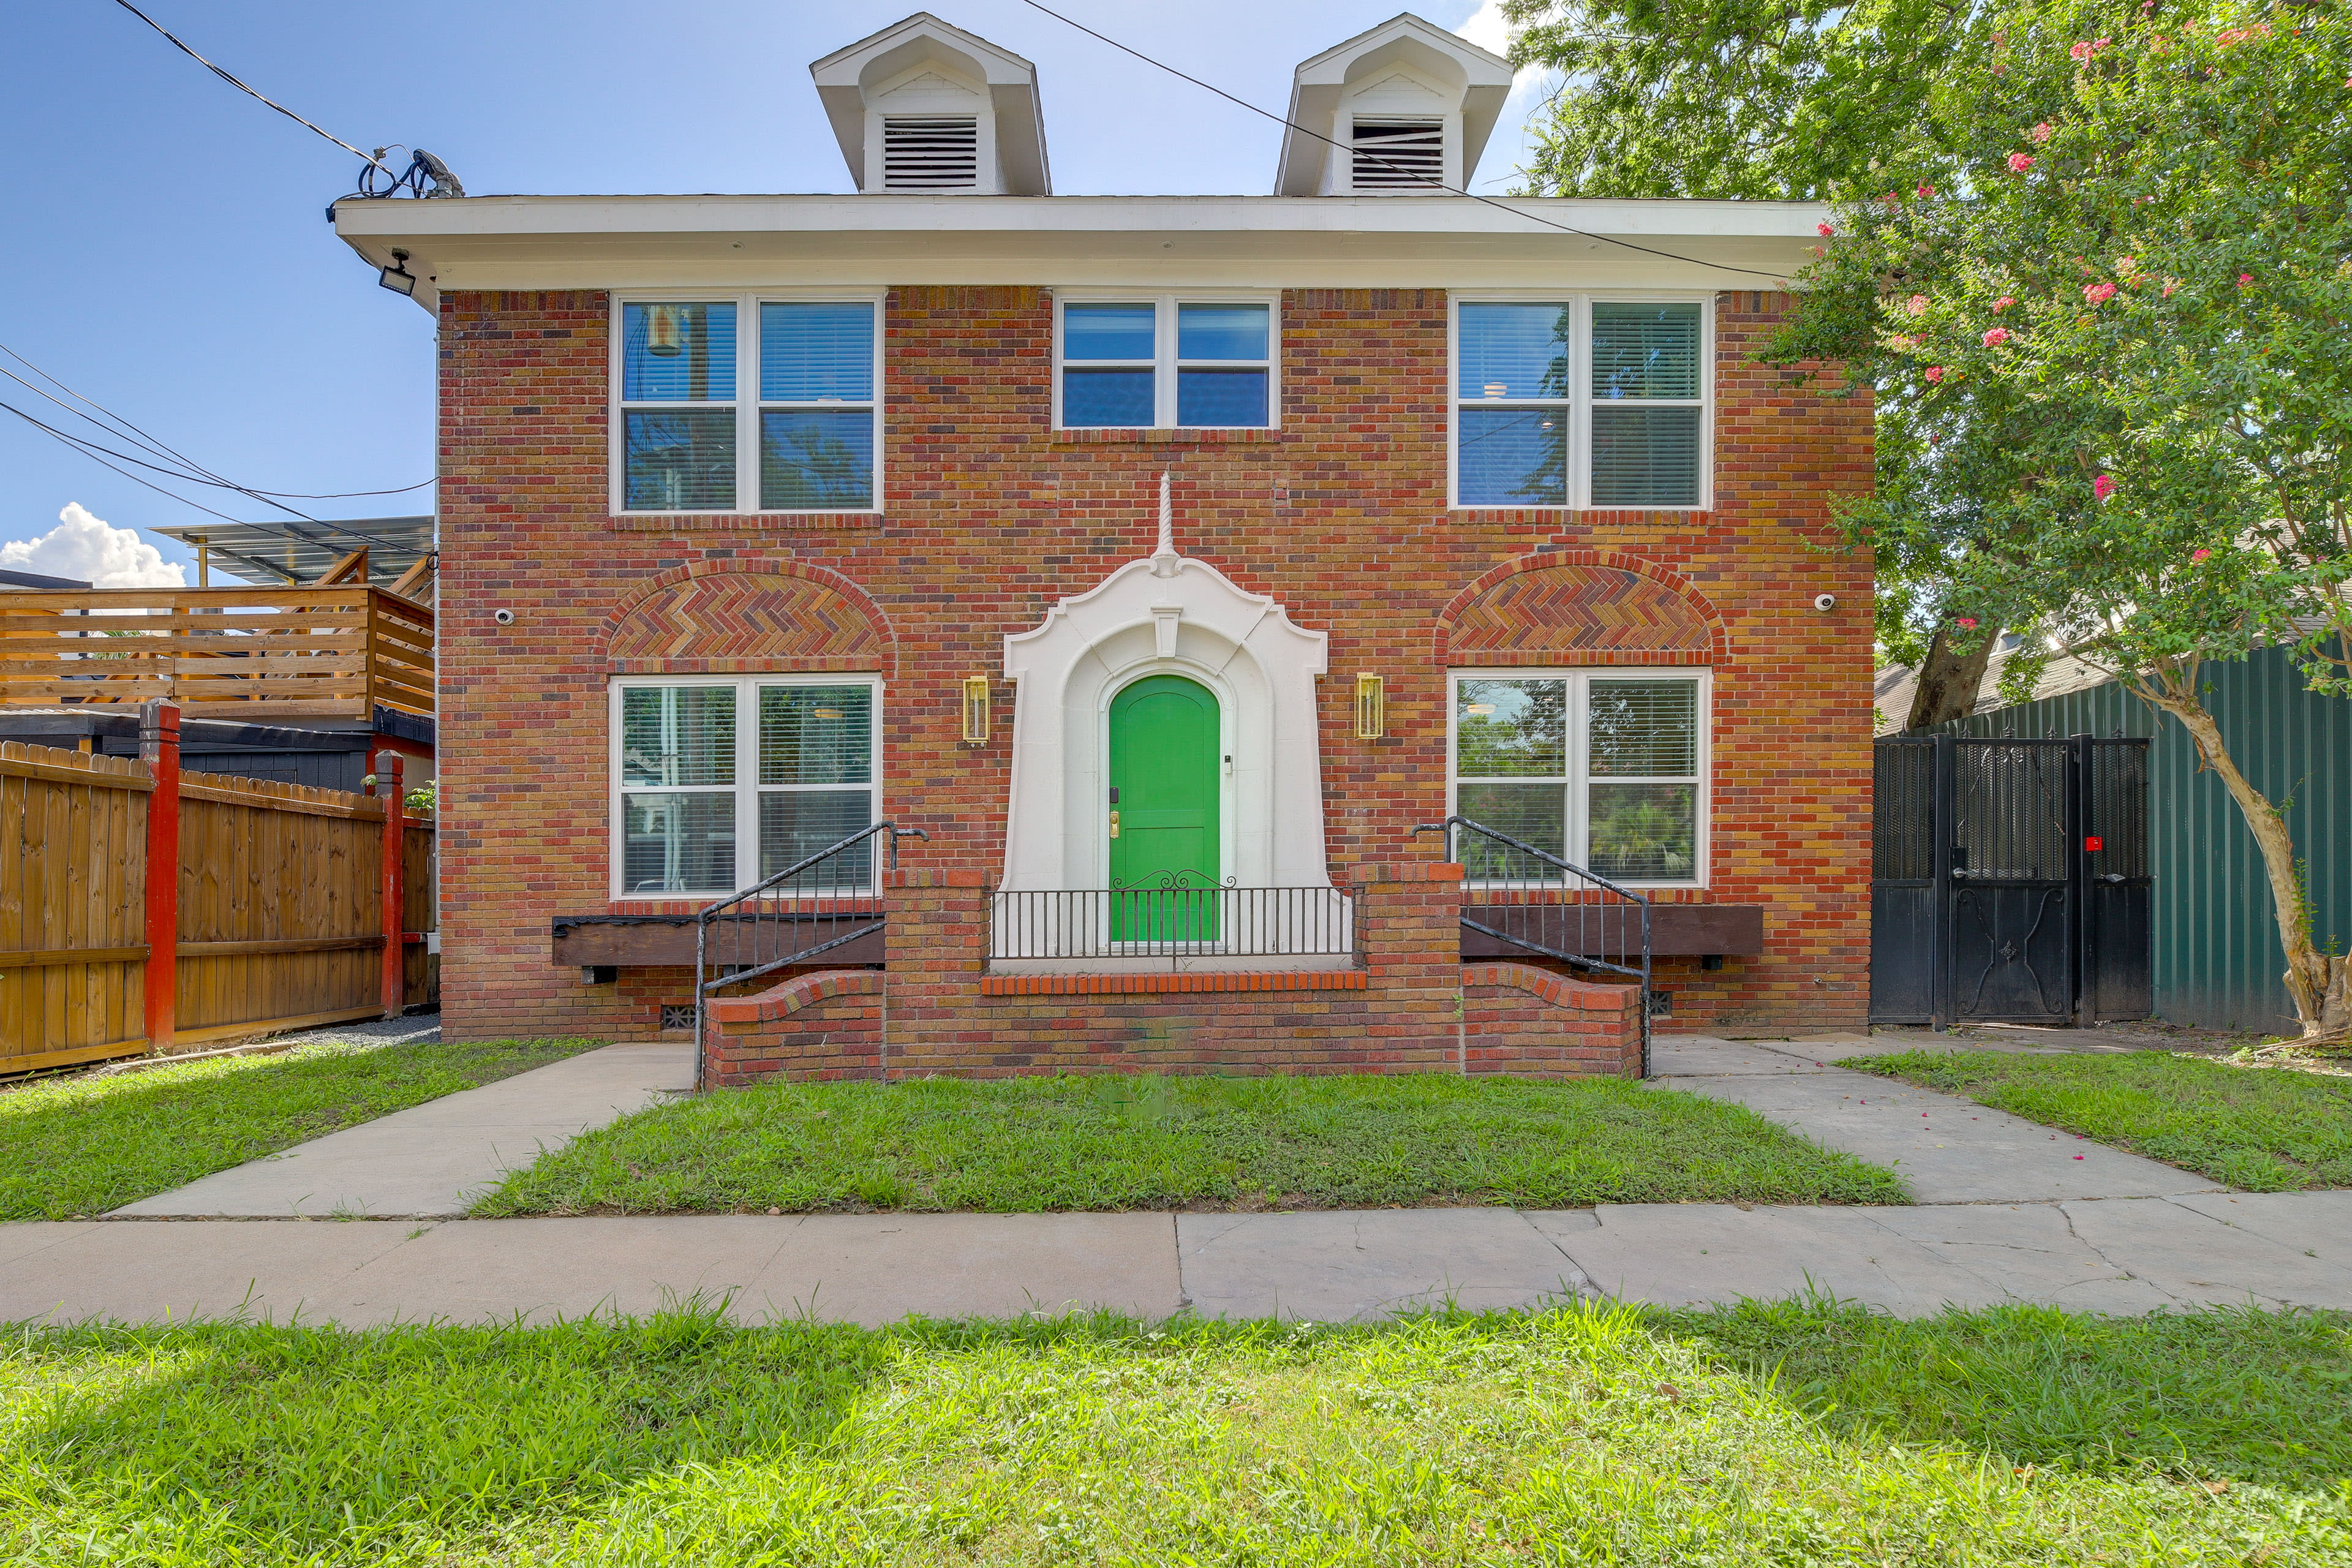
{"left": 2162, "top": 279, "right": 2179, "bottom": 298}
{"left": 2114, "top": 256, "right": 2136, "bottom": 274}
{"left": 1993, "top": 295, "right": 2016, "bottom": 312}
{"left": 2192, "top": 548, "right": 2212, "bottom": 561}
{"left": 1924, "top": 366, "right": 1945, "bottom": 383}
{"left": 1906, "top": 294, "right": 1929, "bottom": 316}
{"left": 2094, "top": 474, "right": 2115, "bottom": 500}
{"left": 2031, "top": 122, "right": 2054, "bottom": 143}
{"left": 2083, "top": 281, "right": 2117, "bottom": 304}
{"left": 1956, "top": 618, "right": 1978, "bottom": 629}
{"left": 2008, "top": 152, "right": 2035, "bottom": 173}
{"left": 1917, "top": 184, "right": 1936, "bottom": 199}
{"left": 2237, "top": 272, "right": 2254, "bottom": 287}
{"left": 1817, "top": 221, "right": 1836, "bottom": 237}
{"left": 2069, "top": 40, "right": 2092, "bottom": 61}
{"left": 1982, "top": 327, "right": 2011, "bottom": 347}
{"left": 1880, "top": 190, "right": 1904, "bottom": 208}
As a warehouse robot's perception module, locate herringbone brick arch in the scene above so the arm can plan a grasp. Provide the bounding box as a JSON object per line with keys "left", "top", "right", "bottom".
{"left": 606, "top": 570, "right": 890, "bottom": 672}
{"left": 1444, "top": 563, "right": 1714, "bottom": 664}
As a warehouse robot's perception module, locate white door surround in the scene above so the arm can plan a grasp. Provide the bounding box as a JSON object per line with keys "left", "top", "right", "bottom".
{"left": 1000, "top": 475, "right": 1331, "bottom": 892}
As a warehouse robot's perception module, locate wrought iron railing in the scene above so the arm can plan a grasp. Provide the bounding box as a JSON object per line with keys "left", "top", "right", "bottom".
{"left": 1415, "top": 815, "right": 1653, "bottom": 1071}
{"left": 989, "top": 873, "right": 1360, "bottom": 968}
{"left": 691, "top": 821, "right": 925, "bottom": 1085}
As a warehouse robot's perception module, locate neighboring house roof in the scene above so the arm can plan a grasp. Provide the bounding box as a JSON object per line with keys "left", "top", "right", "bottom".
{"left": 0, "top": 568, "right": 89, "bottom": 590}
{"left": 1874, "top": 644, "right": 2119, "bottom": 736}
{"left": 147, "top": 516, "right": 434, "bottom": 589}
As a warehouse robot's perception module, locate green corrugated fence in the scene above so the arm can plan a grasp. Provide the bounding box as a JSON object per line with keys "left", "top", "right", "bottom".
{"left": 1931, "top": 644, "right": 2349, "bottom": 1036}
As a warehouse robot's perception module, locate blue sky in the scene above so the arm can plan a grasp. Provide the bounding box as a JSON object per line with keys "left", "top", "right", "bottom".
{"left": 1, "top": 0, "right": 1544, "bottom": 584}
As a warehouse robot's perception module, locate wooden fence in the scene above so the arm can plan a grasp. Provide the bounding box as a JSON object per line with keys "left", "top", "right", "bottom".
{"left": 0, "top": 702, "right": 434, "bottom": 1075}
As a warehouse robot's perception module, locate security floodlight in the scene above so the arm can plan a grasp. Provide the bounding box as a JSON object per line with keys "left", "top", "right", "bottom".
{"left": 379, "top": 249, "right": 418, "bottom": 296}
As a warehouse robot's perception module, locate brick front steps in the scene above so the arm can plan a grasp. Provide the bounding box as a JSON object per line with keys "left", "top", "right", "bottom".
{"left": 707, "top": 957, "right": 1640, "bottom": 1086}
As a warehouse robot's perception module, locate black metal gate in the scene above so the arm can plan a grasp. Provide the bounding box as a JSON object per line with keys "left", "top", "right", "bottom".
{"left": 1870, "top": 734, "right": 2152, "bottom": 1027}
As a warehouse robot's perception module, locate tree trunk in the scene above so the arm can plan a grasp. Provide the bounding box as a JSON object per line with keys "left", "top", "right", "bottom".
{"left": 1905, "top": 622, "right": 2000, "bottom": 731}
{"left": 2137, "top": 674, "right": 2349, "bottom": 1038}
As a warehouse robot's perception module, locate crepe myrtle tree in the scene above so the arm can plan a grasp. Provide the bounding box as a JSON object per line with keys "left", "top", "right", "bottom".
{"left": 1775, "top": 2, "right": 2352, "bottom": 1035}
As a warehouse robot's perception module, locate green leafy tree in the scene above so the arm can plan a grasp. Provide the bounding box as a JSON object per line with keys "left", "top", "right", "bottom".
{"left": 1507, "top": 0, "right": 2019, "bottom": 725}
{"left": 1774, "top": 4, "right": 2352, "bottom": 1035}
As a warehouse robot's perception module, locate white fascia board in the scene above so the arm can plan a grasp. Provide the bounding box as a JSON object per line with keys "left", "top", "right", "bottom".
{"left": 334, "top": 195, "right": 1826, "bottom": 310}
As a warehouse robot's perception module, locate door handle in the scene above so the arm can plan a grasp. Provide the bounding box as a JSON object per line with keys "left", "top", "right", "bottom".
{"left": 1109, "top": 810, "right": 1120, "bottom": 839}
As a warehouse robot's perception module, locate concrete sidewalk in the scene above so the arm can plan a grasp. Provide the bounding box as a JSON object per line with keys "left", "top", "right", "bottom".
{"left": 111, "top": 1043, "right": 692, "bottom": 1219}
{"left": 5, "top": 1193, "right": 2349, "bottom": 1327}
{"left": 12, "top": 1029, "right": 2344, "bottom": 1330}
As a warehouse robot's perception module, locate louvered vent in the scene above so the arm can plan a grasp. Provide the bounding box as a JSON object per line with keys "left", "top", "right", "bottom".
{"left": 1351, "top": 118, "right": 1444, "bottom": 189}
{"left": 882, "top": 116, "right": 979, "bottom": 190}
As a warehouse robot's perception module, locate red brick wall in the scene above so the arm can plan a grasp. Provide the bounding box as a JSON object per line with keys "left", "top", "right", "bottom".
{"left": 434, "top": 285, "right": 1872, "bottom": 1044}
{"left": 1463, "top": 963, "right": 1643, "bottom": 1077}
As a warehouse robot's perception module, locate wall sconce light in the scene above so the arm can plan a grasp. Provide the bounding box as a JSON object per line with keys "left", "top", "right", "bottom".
{"left": 1354, "top": 673, "right": 1386, "bottom": 740}
{"left": 961, "top": 674, "right": 990, "bottom": 744}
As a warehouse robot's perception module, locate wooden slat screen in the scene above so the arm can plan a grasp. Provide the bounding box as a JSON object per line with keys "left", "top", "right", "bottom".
{"left": 0, "top": 586, "right": 433, "bottom": 721}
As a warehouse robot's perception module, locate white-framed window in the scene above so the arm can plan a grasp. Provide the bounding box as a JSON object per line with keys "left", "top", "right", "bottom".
{"left": 1448, "top": 669, "right": 1708, "bottom": 886}
{"left": 1055, "top": 295, "right": 1278, "bottom": 429}
{"left": 611, "top": 675, "right": 881, "bottom": 897}
{"left": 613, "top": 293, "right": 882, "bottom": 514}
{"left": 1450, "top": 296, "right": 1710, "bottom": 510}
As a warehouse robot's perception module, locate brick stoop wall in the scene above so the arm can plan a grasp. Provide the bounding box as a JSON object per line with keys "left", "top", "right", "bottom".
{"left": 698, "top": 864, "right": 1645, "bottom": 1085}
{"left": 706, "top": 969, "right": 883, "bottom": 1085}
{"left": 1463, "top": 963, "right": 1642, "bottom": 1077}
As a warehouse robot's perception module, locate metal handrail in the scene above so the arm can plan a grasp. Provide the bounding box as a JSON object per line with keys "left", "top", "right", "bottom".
{"left": 690, "top": 820, "right": 927, "bottom": 1088}
{"left": 1414, "top": 814, "right": 1653, "bottom": 1074}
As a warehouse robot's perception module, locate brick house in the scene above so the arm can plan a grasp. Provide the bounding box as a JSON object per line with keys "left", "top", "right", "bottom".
{"left": 334, "top": 13, "right": 1873, "bottom": 1081}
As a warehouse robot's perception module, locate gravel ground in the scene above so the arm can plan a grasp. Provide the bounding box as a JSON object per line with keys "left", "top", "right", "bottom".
{"left": 261, "top": 1014, "right": 442, "bottom": 1047}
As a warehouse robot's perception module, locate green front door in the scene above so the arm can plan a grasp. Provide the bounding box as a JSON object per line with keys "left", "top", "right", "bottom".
{"left": 1108, "top": 674, "right": 1220, "bottom": 940}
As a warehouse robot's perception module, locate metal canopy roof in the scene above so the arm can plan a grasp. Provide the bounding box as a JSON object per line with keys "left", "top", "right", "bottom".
{"left": 149, "top": 516, "right": 434, "bottom": 589}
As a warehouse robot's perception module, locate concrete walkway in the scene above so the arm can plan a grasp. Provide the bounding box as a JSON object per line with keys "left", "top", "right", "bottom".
{"left": 111, "top": 1043, "right": 693, "bottom": 1219}
{"left": 6, "top": 1033, "right": 2346, "bottom": 1329}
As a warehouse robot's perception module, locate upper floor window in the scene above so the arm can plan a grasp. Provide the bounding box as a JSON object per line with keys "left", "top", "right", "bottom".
{"left": 1057, "top": 297, "right": 1276, "bottom": 429}
{"left": 616, "top": 296, "right": 880, "bottom": 514}
{"left": 1452, "top": 298, "right": 1707, "bottom": 510}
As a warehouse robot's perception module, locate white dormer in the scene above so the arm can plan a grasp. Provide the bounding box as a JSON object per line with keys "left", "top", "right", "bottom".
{"left": 1275, "top": 13, "right": 1513, "bottom": 197}
{"left": 811, "top": 13, "right": 1050, "bottom": 196}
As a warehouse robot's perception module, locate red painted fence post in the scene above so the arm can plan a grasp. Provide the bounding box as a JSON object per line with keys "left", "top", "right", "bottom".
{"left": 140, "top": 699, "right": 180, "bottom": 1052}
{"left": 374, "top": 750, "right": 406, "bottom": 1020}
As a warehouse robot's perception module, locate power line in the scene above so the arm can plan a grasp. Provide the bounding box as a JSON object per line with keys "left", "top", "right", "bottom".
{"left": 1011, "top": 0, "right": 1794, "bottom": 283}
{"left": 107, "top": 0, "right": 391, "bottom": 173}
{"left": 0, "top": 344, "right": 432, "bottom": 502}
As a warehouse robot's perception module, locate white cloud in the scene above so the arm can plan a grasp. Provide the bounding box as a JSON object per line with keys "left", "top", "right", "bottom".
{"left": 1456, "top": 0, "right": 1512, "bottom": 56}
{"left": 1, "top": 503, "right": 187, "bottom": 589}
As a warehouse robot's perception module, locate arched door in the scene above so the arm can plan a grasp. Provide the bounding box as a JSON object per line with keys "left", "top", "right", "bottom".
{"left": 1108, "top": 674, "right": 1221, "bottom": 939}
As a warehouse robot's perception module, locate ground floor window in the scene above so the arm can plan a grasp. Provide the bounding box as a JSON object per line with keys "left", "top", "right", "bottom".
{"left": 1449, "top": 669, "right": 1705, "bottom": 886}
{"left": 611, "top": 675, "right": 878, "bottom": 897}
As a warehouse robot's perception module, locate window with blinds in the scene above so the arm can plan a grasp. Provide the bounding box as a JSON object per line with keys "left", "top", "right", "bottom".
{"left": 1452, "top": 298, "right": 1707, "bottom": 509}
{"left": 613, "top": 677, "right": 880, "bottom": 897}
{"left": 1451, "top": 671, "right": 1705, "bottom": 884}
{"left": 882, "top": 116, "right": 979, "bottom": 190}
{"left": 1058, "top": 297, "right": 1275, "bottom": 429}
{"left": 1351, "top": 118, "right": 1444, "bottom": 189}
{"left": 615, "top": 296, "right": 881, "bottom": 514}
{"left": 1591, "top": 303, "right": 1702, "bottom": 507}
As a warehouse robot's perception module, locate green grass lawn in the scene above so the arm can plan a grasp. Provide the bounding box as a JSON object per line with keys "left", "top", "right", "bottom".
{"left": 0, "top": 1037, "right": 603, "bottom": 1221}
{"left": 1, "top": 1302, "right": 2345, "bottom": 1564}
{"left": 475, "top": 1073, "right": 1907, "bottom": 1216}
{"left": 1847, "top": 1049, "right": 2352, "bottom": 1190}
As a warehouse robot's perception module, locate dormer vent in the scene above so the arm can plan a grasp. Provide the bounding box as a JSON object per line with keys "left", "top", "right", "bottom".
{"left": 812, "top": 13, "right": 1050, "bottom": 196}
{"left": 1277, "top": 13, "right": 1512, "bottom": 197}
{"left": 1350, "top": 118, "right": 1444, "bottom": 189}
{"left": 883, "top": 116, "right": 980, "bottom": 189}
